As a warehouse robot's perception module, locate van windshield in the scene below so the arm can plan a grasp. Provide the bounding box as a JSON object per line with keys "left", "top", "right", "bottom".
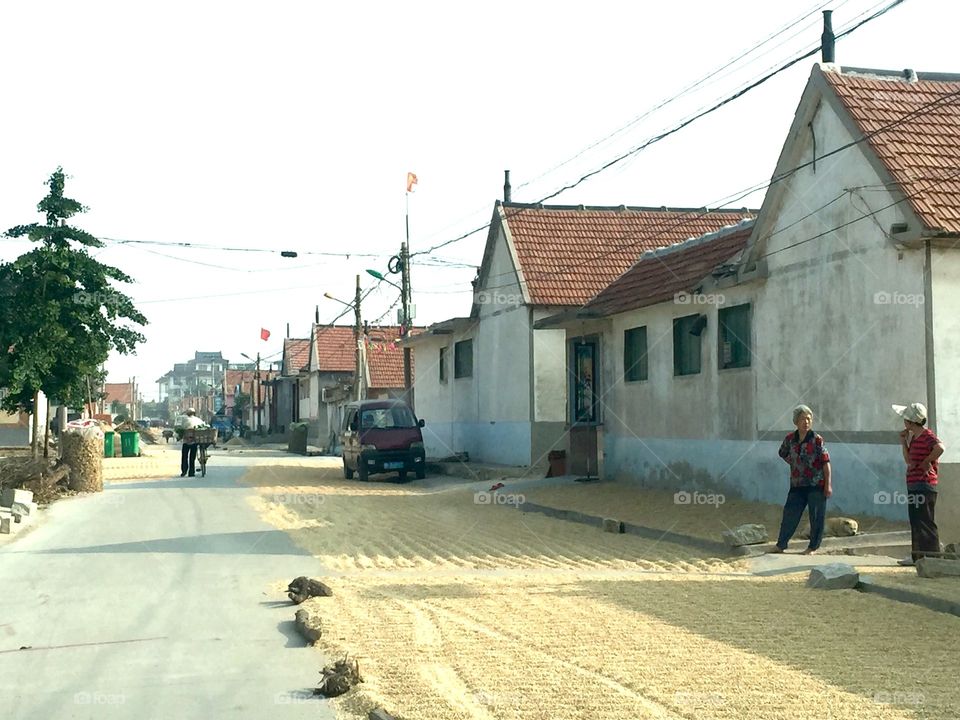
{"left": 360, "top": 406, "right": 417, "bottom": 429}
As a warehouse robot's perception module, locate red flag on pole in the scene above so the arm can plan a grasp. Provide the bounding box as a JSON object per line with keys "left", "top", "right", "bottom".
{"left": 260, "top": 328, "right": 270, "bottom": 341}
{"left": 406, "top": 172, "right": 418, "bottom": 193}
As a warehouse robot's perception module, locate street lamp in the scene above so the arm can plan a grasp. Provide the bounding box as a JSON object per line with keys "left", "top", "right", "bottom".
{"left": 365, "top": 268, "right": 401, "bottom": 292}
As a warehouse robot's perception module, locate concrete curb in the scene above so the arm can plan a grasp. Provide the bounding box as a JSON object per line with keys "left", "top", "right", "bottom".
{"left": 856, "top": 576, "right": 960, "bottom": 618}
{"left": 516, "top": 501, "right": 731, "bottom": 555}
{"left": 732, "top": 530, "right": 912, "bottom": 557}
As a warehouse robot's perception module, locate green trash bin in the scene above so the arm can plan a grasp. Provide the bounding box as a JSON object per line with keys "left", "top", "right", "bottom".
{"left": 103, "top": 431, "right": 116, "bottom": 458}
{"left": 120, "top": 431, "right": 140, "bottom": 457}
{"left": 288, "top": 422, "right": 308, "bottom": 455}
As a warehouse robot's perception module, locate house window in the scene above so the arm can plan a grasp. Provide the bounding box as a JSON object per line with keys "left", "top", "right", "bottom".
{"left": 572, "top": 340, "right": 598, "bottom": 422}
{"left": 623, "top": 326, "right": 648, "bottom": 382}
{"left": 673, "top": 314, "right": 704, "bottom": 376}
{"left": 439, "top": 346, "right": 448, "bottom": 382}
{"left": 454, "top": 339, "right": 473, "bottom": 378}
{"left": 719, "top": 303, "right": 751, "bottom": 369}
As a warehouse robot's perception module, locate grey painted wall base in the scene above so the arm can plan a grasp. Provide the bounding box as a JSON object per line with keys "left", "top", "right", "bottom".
{"left": 517, "top": 501, "right": 731, "bottom": 555}
{"left": 606, "top": 435, "right": 911, "bottom": 521}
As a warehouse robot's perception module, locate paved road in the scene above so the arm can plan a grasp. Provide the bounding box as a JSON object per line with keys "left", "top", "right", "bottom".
{"left": 0, "top": 456, "right": 335, "bottom": 719}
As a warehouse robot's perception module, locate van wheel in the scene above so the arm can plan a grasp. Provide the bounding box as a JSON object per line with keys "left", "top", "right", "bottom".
{"left": 358, "top": 463, "right": 369, "bottom": 482}
{"left": 415, "top": 467, "right": 426, "bottom": 480}
{"left": 343, "top": 460, "right": 354, "bottom": 479}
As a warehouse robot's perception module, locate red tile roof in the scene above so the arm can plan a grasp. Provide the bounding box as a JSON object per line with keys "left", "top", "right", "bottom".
{"left": 501, "top": 203, "right": 756, "bottom": 307}
{"left": 365, "top": 326, "right": 424, "bottom": 390}
{"left": 283, "top": 338, "right": 310, "bottom": 375}
{"left": 102, "top": 383, "right": 133, "bottom": 405}
{"left": 585, "top": 221, "right": 753, "bottom": 317}
{"left": 314, "top": 326, "right": 357, "bottom": 373}
{"left": 824, "top": 68, "right": 960, "bottom": 235}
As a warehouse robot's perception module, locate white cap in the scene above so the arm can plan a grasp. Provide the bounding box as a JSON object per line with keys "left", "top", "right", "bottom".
{"left": 892, "top": 402, "right": 927, "bottom": 424}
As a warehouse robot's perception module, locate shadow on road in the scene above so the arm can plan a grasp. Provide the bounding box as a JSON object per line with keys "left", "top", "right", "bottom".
{"left": 16, "top": 529, "right": 313, "bottom": 556}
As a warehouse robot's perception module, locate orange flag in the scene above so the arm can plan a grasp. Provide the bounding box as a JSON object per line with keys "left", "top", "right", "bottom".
{"left": 406, "top": 172, "right": 418, "bottom": 193}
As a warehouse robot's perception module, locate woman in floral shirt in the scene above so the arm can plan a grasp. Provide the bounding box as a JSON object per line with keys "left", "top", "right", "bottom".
{"left": 771, "top": 404, "right": 832, "bottom": 555}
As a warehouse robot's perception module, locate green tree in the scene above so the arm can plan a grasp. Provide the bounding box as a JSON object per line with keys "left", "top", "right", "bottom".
{"left": 0, "top": 168, "right": 147, "bottom": 452}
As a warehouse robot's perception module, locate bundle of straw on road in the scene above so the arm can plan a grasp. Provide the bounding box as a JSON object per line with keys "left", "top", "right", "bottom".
{"left": 61, "top": 430, "right": 104, "bottom": 493}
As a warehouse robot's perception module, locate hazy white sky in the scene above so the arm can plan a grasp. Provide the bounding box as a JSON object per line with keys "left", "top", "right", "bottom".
{"left": 2, "top": 0, "right": 957, "bottom": 401}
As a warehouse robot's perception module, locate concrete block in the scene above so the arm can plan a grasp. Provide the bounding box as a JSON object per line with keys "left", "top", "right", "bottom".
{"left": 9, "top": 501, "right": 37, "bottom": 517}
{"left": 0, "top": 512, "right": 20, "bottom": 535}
{"left": 916, "top": 557, "right": 960, "bottom": 578}
{"left": 807, "top": 563, "right": 859, "bottom": 589}
{"left": 722, "top": 524, "right": 768, "bottom": 547}
{"left": 602, "top": 518, "right": 624, "bottom": 534}
{"left": 1, "top": 488, "right": 33, "bottom": 507}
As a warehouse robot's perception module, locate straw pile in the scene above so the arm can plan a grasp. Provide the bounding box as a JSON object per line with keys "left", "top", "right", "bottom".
{"left": 61, "top": 430, "right": 103, "bottom": 492}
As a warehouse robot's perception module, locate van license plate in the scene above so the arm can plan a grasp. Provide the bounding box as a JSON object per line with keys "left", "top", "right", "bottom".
{"left": 384, "top": 462, "right": 404, "bottom": 470}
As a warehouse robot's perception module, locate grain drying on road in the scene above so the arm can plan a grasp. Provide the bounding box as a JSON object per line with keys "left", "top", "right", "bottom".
{"left": 244, "top": 460, "right": 959, "bottom": 719}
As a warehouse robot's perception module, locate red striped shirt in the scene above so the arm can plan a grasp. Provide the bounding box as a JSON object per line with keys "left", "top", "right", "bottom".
{"left": 906, "top": 428, "right": 940, "bottom": 487}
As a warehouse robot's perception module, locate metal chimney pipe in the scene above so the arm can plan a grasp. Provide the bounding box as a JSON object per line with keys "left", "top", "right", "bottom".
{"left": 503, "top": 170, "right": 512, "bottom": 203}
{"left": 315, "top": 305, "right": 319, "bottom": 323}
{"left": 821, "top": 10, "right": 835, "bottom": 64}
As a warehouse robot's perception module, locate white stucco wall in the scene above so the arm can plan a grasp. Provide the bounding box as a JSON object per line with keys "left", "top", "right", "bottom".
{"left": 931, "top": 247, "right": 960, "bottom": 459}
{"left": 532, "top": 311, "right": 567, "bottom": 423}
{"left": 598, "top": 92, "right": 931, "bottom": 518}
{"left": 753, "top": 94, "right": 926, "bottom": 435}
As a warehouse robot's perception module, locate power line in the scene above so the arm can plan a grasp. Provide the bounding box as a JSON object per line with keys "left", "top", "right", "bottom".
{"left": 515, "top": 0, "right": 840, "bottom": 192}
{"left": 408, "top": 0, "right": 854, "bottom": 251}
{"left": 412, "top": 0, "right": 909, "bottom": 260}
{"left": 99, "top": 236, "right": 387, "bottom": 259}
{"left": 463, "top": 68, "right": 958, "bottom": 295}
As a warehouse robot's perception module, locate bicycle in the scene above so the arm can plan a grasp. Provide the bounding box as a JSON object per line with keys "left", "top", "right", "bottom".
{"left": 182, "top": 427, "right": 219, "bottom": 477}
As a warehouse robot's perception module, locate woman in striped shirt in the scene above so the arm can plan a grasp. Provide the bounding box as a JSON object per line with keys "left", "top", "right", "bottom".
{"left": 894, "top": 402, "right": 944, "bottom": 566}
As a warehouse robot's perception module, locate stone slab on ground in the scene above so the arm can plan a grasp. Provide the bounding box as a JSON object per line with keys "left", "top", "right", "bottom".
{"left": 602, "top": 518, "right": 624, "bottom": 534}
{"left": 0, "top": 511, "right": 21, "bottom": 535}
{"left": 916, "top": 557, "right": 960, "bottom": 578}
{"left": 857, "top": 575, "right": 960, "bottom": 618}
{"left": 8, "top": 500, "right": 38, "bottom": 517}
{"left": 722, "top": 523, "right": 768, "bottom": 547}
{"left": 807, "top": 563, "right": 860, "bottom": 589}
{"left": 1, "top": 488, "right": 33, "bottom": 506}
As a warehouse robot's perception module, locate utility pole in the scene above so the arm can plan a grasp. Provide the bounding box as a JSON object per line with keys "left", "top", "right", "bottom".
{"left": 353, "top": 274, "right": 363, "bottom": 401}
{"left": 400, "top": 241, "right": 412, "bottom": 402}
{"left": 255, "top": 353, "right": 262, "bottom": 434}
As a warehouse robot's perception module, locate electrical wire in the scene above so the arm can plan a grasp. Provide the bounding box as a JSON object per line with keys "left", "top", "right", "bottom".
{"left": 465, "top": 72, "right": 958, "bottom": 294}
{"left": 409, "top": 0, "right": 856, "bottom": 251}
{"left": 411, "top": 0, "right": 909, "bottom": 260}
{"left": 515, "top": 0, "right": 841, "bottom": 192}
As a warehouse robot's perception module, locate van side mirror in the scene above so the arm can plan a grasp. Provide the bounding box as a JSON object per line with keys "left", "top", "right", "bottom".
{"left": 418, "top": 418, "right": 425, "bottom": 428}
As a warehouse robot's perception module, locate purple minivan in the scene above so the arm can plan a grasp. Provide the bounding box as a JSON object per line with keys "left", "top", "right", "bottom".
{"left": 340, "top": 399, "right": 426, "bottom": 481}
